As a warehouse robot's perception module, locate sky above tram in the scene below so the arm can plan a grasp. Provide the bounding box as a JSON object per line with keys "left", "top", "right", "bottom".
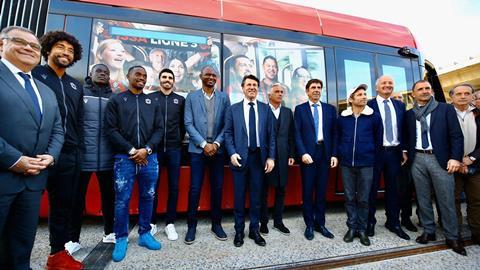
{"left": 278, "top": 0, "right": 480, "bottom": 70}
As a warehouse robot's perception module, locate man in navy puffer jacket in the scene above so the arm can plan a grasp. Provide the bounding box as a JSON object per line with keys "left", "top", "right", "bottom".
{"left": 337, "top": 84, "right": 383, "bottom": 246}
{"left": 70, "top": 64, "right": 116, "bottom": 249}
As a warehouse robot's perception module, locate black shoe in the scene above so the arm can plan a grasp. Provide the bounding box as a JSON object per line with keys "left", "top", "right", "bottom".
{"left": 446, "top": 239, "right": 467, "bottom": 256}
{"left": 211, "top": 224, "right": 227, "bottom": 241}
{"left": 472, "top": 234, "right": 480, "bottom": 245}
{"left": 233, "top": 232, "right": 244, "bottom": 247}
{"left": 358, "top": 231, "right": 371, "bottom": 246}
{"left": 304, "top": 226, "right": 314, "bottom": 240}
{"left": 401, "top": 218, "right": 418, "bottom": 232}
{"left": 385, "top": 224, "right": 411, "bottom": 240}
{"left": 184, "top": 227, "right": 196, "bottom": 245}
{"left": 314, "top": 224, "right": 334, "bottom": 239}
{"left": 248, "top": 230, "right": 266, "bottom": 246}
{"left": 273, "top": 223, "right": 290, "bottom": 235}
{"left": 415, "top": 233, "right": 436, "bottom": 244}
{"left": 343, "top": 229, "right": 355, "bottom": 243}
{"left": 366, "top": 224, "right": 375, "bottom": 237}
{"left": 260, "top": 223, "right": 269, "bottom": 235}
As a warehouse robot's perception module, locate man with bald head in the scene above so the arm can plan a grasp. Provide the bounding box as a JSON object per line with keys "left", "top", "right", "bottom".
{"left": 0, "top": 26, "right": 64, "bottom": 269}
{"left": 366, "top": 75, "right": 410, "bottom": 240}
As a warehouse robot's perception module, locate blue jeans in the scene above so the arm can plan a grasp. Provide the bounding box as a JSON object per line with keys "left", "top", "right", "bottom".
{"left": 152, "top": 148, "right": 181, "bottom": 224}
{"left": 113, "top": 154, "right": 158, "bottom": 239}
{"left": 341, "top": 166, "right": 373, "bottom": 232}
{"left": 187, "top": 152, "right": 225, "bottom": 228}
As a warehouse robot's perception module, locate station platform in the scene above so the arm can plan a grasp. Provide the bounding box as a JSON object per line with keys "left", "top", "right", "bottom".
{"left": 30, "top": 204, "right": 479, "bottom": 269}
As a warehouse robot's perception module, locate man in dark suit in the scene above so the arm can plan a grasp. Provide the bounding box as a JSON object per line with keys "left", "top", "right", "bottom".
{"left": 0, "top": 26, "right": 64, "bottom": 270}
{"left": 294, "top": 79, "right": 338, "bottom": 240}
{"left": 225, "top": 74, "right": 276, "bottom": 247}
{"left": 406, "top": 80, "right": 466, "bottom": 255}
{"left": 260, "top": 83, "right": 295, "bottom": 235}
{"left": 366, "top": 75, "right": 410, "bottom": 240}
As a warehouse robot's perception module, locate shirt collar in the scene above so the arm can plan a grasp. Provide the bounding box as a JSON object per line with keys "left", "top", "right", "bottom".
{"left": 269, "top": 103, "right": 281, "bottom": 110}
{"left": 376, "top": 95, "right": 390, "bottom": 103}
{"left": 244, "top": 98, "right": 257, "bottom": 106}
{"left": 1, "top": 58, "right": 32, "bottom": 77}
{"left": 308, "top": 100, "right": 321, "bottom": 107}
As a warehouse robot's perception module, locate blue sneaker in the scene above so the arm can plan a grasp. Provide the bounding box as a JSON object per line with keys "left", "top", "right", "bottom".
{"left": 138, "top": 233, "right": 161, "bottom": 250}
{"left": 211, "top": 224, "right": 227, "bottom": 240}
{"left": 112, "top": 237, "right": 128, "bottom": 262}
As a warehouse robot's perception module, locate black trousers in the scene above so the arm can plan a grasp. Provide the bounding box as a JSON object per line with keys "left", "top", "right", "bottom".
{"left": 47, "top": 149, "right": 82, "bottom": 254}
{"left": 70, "top": 170, "right": 115, "bottom": 242}
{"left": 260, "top": 167, "right": 286, "bottom": 225}
{"left": 0, "top": 189, "right": 43, "bottom": 270}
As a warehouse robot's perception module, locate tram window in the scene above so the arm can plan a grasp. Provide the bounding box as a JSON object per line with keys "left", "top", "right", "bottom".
{"left": 223, "top": 34, "right": 326, "bottom": 109}
{"left": 88, "top": 19, "right": 220, "bottom": 95}
{"left": 335, "top": 48, "right": 376, "bottom": 111}
{"left": 378, "top": 54, "right": 415, "bottom": 108}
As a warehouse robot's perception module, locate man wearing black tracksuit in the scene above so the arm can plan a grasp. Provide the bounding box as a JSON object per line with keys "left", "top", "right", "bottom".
{"left": 149, "top": 68, "right": 185, "bottom": 241}
{"left": 32, "top": 31, "right": 84, "bottom": 269}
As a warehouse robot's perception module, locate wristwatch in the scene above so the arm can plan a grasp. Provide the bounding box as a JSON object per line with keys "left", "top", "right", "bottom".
{"left": 145, "top": 146, "right": 153, "bottom": 155}
{"left": 469, "top": 156, "right": 476, "bottom": 162}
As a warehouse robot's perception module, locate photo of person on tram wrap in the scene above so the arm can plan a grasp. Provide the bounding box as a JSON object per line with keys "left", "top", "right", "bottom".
{"left": 224, "top": 54, "right": 255, "bottom": 103}
{"left": 259, "top": 55, "right": 279, "bottom": 103}
{"left": 93, "top": 38, "right": 132, "bottom": 93}
{"left": 294, "top": 78, "right": 338, "bottom": 241}
{"left": 337, "top": 84, "right": 383, "bottom": 247}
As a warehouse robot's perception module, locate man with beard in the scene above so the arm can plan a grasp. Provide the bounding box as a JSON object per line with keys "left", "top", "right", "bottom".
{"left": 0, "top": 26, "right": 63, "bottom": 270}
{"left": 149, "top": 68, "right": 185, "bottom": 241}
{"left": 259, "top": 56, "right": 279, "bottom": 103}
{"left": 32, "top": 31, "right": 85, "bottom": 269}
{"left": 405, "top": 80, "right": 466, "bottom": 255}
{"left": 70, "top": 64, "right": 116, "bottom": 249}
{"left": 105, "top": 66, "right": 164, "bottom": 262}
{"left": 184, "top": 66, "right": 231, "bottom": 244}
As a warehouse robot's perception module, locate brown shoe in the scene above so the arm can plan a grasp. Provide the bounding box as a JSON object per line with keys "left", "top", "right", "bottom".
{"left": 46, "top": 250, "right": 83, "bottom": 270}
{"left": 445, "top": 239, "right": 467, "bottom": 256}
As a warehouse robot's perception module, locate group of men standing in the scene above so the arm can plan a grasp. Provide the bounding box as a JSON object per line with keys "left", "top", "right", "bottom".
{"left": 1, "top": 25, "right": 479, "bottom": 270}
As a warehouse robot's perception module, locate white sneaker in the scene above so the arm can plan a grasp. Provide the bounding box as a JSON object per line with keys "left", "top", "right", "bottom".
{"left": 102, "top": 233, "right": 116, "bottom": 243}
{"left": 64, "top": 241, "right": 82, "bottom": 254}
{"left": 150, "top": 223, "right": 158, "bottom": 236}
{"left": 164, "top": 223, "right": 178, "bottom": 241}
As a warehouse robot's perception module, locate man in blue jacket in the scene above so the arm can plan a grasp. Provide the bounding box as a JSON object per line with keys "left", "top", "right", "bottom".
{"left": 366, "top": 75, "right": 410, "bottom": 240}
{"left": 338, "top": 84, "right": 383, "bottom": 246}
{"left": 225, "top": 74, "right": 276, "bottom": 247}
{"left": 406, "top": 80, "right": 466, "bottom": 255}
{"left": 294, "top": 79, "right": 338, "bottom": 241}
{"left": 184, "top": 66, "right": 231, "bottom": 244}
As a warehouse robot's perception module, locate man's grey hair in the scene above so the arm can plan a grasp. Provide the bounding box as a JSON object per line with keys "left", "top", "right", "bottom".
{"left": 449, "top": 83, "right": 474, "bottom": 97}
{"left": 268, "top": 82, "right": 286, "bottom": 94}
{"left": 0, "top": 26, "right": 36, "bottom": 38}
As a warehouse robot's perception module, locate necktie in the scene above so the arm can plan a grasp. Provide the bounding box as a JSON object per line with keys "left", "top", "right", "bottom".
{"left": 421, "top": 124, "right": 429, "bottom": 149}
{"left": 248, "top": 102, "right": 257, "bottom": 150}
{"left": 18, "top": 72, "right": 42, "bottom": 123}
{"left": 383, "top": 99, "right": 393, "bottom": 143}
{"left": 313, "top": 104, "right": 319, "bottom": 142}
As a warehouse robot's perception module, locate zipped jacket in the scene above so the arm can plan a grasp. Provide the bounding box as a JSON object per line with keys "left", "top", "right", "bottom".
{"left": 147, "top": 90, "right": 185, "bottom": 151}
{"left": 32, "top": 64, "right": 84, "bottom": 151}
{"left": 337, "top": 105, "right": 383, "bottom": 167}
{"left": 82, "top": 77, "right": 115, "bottom": 171}
{"left": 104, "top": 90, "right": 164, "bottom": 154}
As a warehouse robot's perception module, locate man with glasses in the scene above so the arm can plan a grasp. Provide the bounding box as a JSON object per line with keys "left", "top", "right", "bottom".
{"left": 0, "top": 26, "right": 64, "bottom": 270}
{"left": 32, "top": 31, "right": 85, "bottom": 269}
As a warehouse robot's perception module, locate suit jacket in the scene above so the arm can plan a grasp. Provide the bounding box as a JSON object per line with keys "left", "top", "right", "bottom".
{"left": 294, "top": 101, "right": 337, "bottom": 160}
{"left": 224, "top": 100, "right": 276, "bottom": 170}
{"left": 184, "top": 89, "right": 231, "bottom": 154}
{"left": 367, "top": 97, "right": 406, "bottom": 150}
{"left": 267, "top": 106, "right": 295, "bottom": 186}
{"left": 405, "top": 102, "right": 463, "bottom": 169}
{"left": 0, "top": 62, "right": 64, "bottom": 194}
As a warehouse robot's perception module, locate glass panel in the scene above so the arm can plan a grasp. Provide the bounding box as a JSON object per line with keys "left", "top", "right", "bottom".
{"left": 335, "top": 48, "right": 376, "bottom": 111}
{"left": 90, "top": 19, "right": 220, "bottom": 95}
{"left": 378, "top": 54, "right": 414, "bottom": 108}
{"left": 223, "top": 34, "right": 325, "bottom": 109}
